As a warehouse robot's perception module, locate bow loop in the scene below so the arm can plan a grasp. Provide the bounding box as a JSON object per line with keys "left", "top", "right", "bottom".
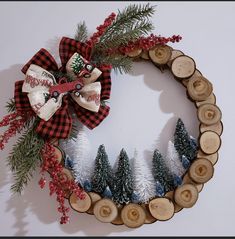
{"left": 59, "top": 37, "right": 92, "bottom": 68}
{"left": 14, "top": 37, "right": 111, "bottom": 139}
{"left": 21, "top": 48, "right": 58, "bottom": 74}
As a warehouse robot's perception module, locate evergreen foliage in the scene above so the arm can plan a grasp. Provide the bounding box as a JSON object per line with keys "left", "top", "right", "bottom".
{"left": 75, "top": 21, "right": 88, "bottom": 42}
{"left": 152, "top": 149, "right": 175, "bottom": 193}
{"left": 5, "top": 98, "right": 16, "bottom": 113}
{"left": 8, "top": 126, "right": 44, "bottom": 194}
{"left": 174, "top": 118, "right": 198, "bottom": 162}
{"left": 91, "top": 145, "right": 113, "bottom": 194}
{"left": 113, "top": 149, "right": 133, "bottom": 204}
{"left": 91, "top": 3, "right": 155, "bottom": 73}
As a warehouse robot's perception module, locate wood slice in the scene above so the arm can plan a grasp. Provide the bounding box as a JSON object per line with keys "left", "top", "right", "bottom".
{"left": 200, "top": 121, "right": 223, "bottom": 136}
{"left": 189, "top": 158, "right": 214, "bottom": 184}
{"left": 167, "top": 49, "right": 184, "bottom": 67}
{"left": 141, "top": 204, "right": 157, "bottom": 224}
{"left": 60, "top": 168, "right": 74, "bottom": 199}
{"left": 93, "top": 199, "right": 118, "bottom": 223}
{"left": 127, "top": 48, "right": 142, "bottom": 58}
{"left": 174, "top": 184, "right": 199, "bottom": 208}
{"left": 174, "top": 203, "right": 183, "bottom": 213}
{"left": 171, "top": 55, "right": 196, "bottom": 79}
{"left": 86, "top": 192, "right": 102, "bottom": 215}
{"left": 121, "top": 203, "right": 146, "bottom": 228}
{"left": 111, "top": 205, "right": 124, "bottom": 225}
{"left": 199, "top": 131, "right": 221, "bottom": 154}
{"left": 187, "top": 76, "right": 213, "bottom": 101}
{"left": 182, "top": 69, "right": 202, "bottom": 87}
{"left": 196, "top": 93, "right": 216, "bottom": 107}
{"left": 149, "top": 45, "right": 172, "bottom": 65}
{"left": 53, "top": 145, "right": 64, "bottom": 165}
{"left": 183, "top": 173, "right": 204, "bottom": 193}
{"left": 140, "top": 50, "right": 150, "bottom": 60}
{"left": 197, "top": 104, "right": 222, "bottom": 125}
{"left": 197, "top": 150, "right": 219, "bottom": 165}
{"left": 149, "top": 198, "right": 175, "bottom": 221}
{"left": 165, "top": 191, "right": 174, "bottom": 200}
{"left": 69, "top": 191, "right": 91, "bottom": 213}
{"left": 164, "top": 191, "right": 183, "bottom": 213}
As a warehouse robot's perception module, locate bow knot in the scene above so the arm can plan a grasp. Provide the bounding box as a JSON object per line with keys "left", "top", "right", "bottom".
{"left": 14, "top": 37, "right": 112, "bottom": 139}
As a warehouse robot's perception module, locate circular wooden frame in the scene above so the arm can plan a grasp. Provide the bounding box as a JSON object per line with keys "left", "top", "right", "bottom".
{"left": 54, "top": 44, "right": 222, "bottom": 228}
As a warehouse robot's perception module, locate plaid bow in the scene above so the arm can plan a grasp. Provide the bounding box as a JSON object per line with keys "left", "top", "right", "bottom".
{"left": 14, "top": 37, "right": 111, "bottom": 139}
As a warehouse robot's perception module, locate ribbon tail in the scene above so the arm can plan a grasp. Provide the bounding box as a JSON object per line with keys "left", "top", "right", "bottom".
{"left": 21, "top": 48, "right": 58, "bottom": 74}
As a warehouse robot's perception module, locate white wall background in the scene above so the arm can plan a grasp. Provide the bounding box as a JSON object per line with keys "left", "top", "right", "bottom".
{"left": 0, "top": 1, "right": 234, "bottom": 236}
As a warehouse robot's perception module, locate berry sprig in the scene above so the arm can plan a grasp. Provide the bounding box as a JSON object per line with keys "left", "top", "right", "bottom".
{"left": 86, "top": 12, "right": 116, "bottom": 47}
{"left": 39, "top": 142, "right": 84, "bottom": 224}
{"left": 106, "top": 34, "right": 182, "bottom": 55}
{"left": 0, "top": 112, "right": 33, "bottom": 150}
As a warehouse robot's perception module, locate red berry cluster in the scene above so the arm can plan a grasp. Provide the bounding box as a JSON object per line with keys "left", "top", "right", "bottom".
{"left": 86, "top": 12, "right": 116, "bottom": 47}
{"left": 39, "top": 142, "right": 84, "bottom": 224}
{"left": 106, "top": 34, "right": 182, "bottom": 55}
{"left": 0, "top": 112, "right": 32, "bottom": 150}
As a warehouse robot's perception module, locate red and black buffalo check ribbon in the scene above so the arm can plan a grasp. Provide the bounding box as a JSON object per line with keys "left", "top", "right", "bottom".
{"left": 14, "top": 37, "right": 112, "bottom": 139}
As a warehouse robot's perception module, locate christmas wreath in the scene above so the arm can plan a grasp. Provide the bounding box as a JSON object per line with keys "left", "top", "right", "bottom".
{"left": 0, "top": 4, "right": 222, "bottom": 228}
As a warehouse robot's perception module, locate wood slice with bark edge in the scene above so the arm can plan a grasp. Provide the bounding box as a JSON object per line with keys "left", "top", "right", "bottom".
{"left": 111, "top": 205, "right": 124, "bottom": 225}
{"left": 165, "top": 191, "right": 183, "bottom": 213}
{"left": 197, "top": 103, "right": 222, "bottom": 126}
{"left": 167, "top": 49, "right": 184, "bottom": 67}
{"left": 69, "top": 191, "right": 91, "bottom": 213}
{"left": 93, "top": 198, "right": 118, "bottom": 223}
{"left": 196, "top": 93, "right": 216, "bottom": 107}
{"left": 149, "top": 197, "right": 175, "bottom": 221}
{"left": 140, "top": 204, "right": 157, "bottom": 224}
{"left": 182, "top": 69, "right": 202, "bottom": 87}
{"left": 121, "top": 203, "right": 146, "bottom": 228}
{"left": 189, "top": 158, "right": 214, "bottom": 184}
{"left": 197, "top": 150, "right": 219, "bottom": 165}
{"left": 183, "top": 173, "right": 204, "bottom": 193}
{"left": 199, "top": 130, "right": 221, "bottom": 155}
{"left": 127, "top": 49, "right": 142, "bottom": 58}
{"left": 200, "top": 121, "right": 223, "bottom": 136}
{"left": 171, "top": 55, "right": 196, "bottom": 79}
{"left": 86, "top": 192, "right": 102, "bottom": 215}
{"left": 174, "top": 184, "right": 199, "bottom": 208}
{"left": 58, "top": 168, "right": 75, "bottom": 199}
{"left": 187, "top": 76, "right": 213, "bottom": 101}
{"left": 149, "top": 45, "right": 172, "bottom": 65}
{"left": 140, "top": 50, "right": 150, "bottom": 60}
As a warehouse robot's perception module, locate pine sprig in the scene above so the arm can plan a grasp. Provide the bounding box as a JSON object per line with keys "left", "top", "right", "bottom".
{"left": 92, "top": 4, "right": 155, "bottom": 54}
{"left": 94, "top": 54, "right": 133, "bottom": 74}
{"left": 6, "top": 98, "right": 16, "bottom": 113}
{"left": 8, "top": 122, "right": 44, "bottom": 194}
{"left": 75, "top": 21, "right": 88, "bottom": 42}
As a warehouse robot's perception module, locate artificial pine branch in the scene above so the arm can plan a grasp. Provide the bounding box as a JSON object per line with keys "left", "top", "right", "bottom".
{"left": 91, "top": 4, "right": 155, "bottom": 62}
{"left": 94, "top": 55, "right": 133, "bottom": 74}
{"left": 75, "top": 21, "right": 88, "bottom": 42}
{"left": 5, "top": 98, "right": 16, "bottom": 113}
{"left": 8, "top": 122, "right": 44, "bottom": 194}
